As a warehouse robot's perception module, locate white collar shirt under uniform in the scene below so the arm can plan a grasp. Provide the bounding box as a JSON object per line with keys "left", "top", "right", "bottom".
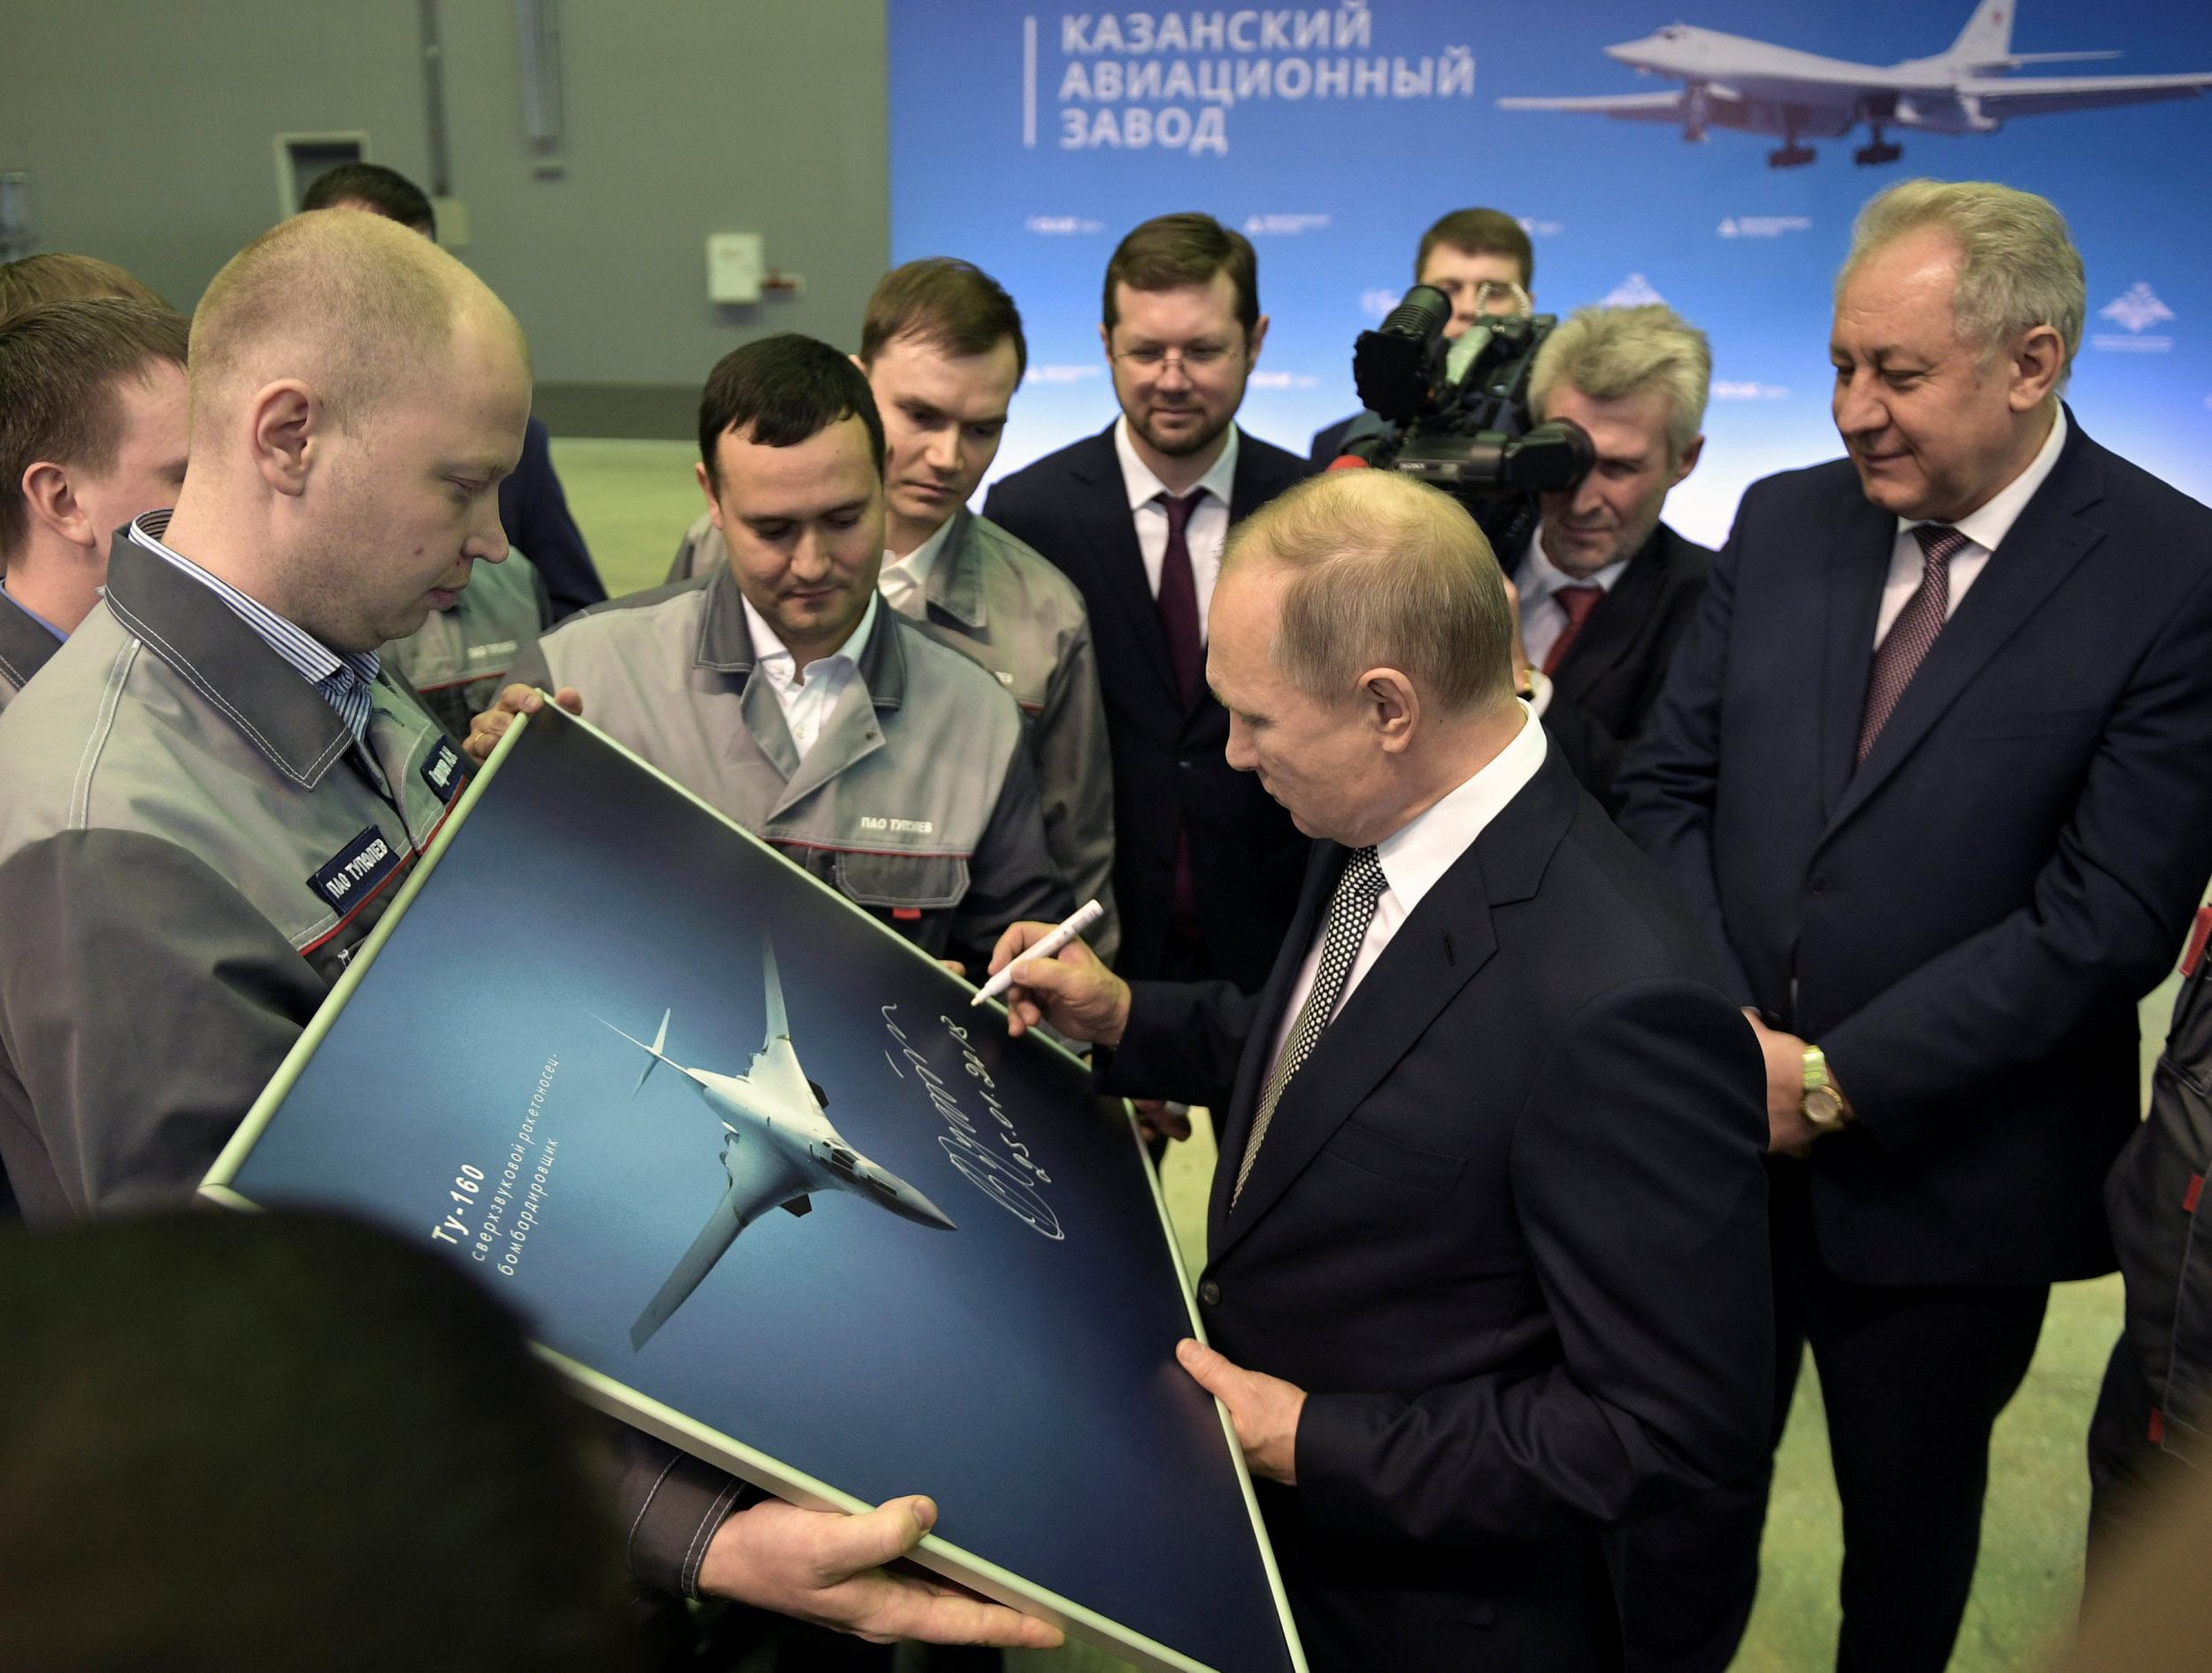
{"left": 1516, "top": 526, "right": 1632, "bottom": 673}
{"left": 742, "top": 591, "right": 879, "bottom": 761}
{"left": 1875, "top": 406, "right": 2068, "bottom": 646}
{"left": 878, "top": 517, "right": 957, "bottom": 620}
{"left": 126, "top": 510, "right": 381, "bottom": 748}
{"left": 1114, "top": 416, "right": 1240, "bottom": 641}
{"left": 1267, "top": 706, "right": 1550, "bottom": 1072}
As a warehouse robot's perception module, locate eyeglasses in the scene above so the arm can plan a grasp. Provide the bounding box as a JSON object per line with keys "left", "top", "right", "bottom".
{"left": 1112, "top": 343, "right": 1237, "bottom": 376}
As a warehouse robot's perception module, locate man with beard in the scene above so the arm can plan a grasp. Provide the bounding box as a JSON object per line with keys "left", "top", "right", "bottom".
{"left": 986, "top": 213, "right": 1310, "bottom": 993}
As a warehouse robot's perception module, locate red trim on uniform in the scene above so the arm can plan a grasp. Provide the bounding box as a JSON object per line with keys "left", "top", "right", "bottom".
{"left": 766, "top": 837, "right": 975, "bottom": 861}
{"left": 2186, "top": 1174, "right": 2205, "bottom": 1215}
{"left": 2185, "top": 906, "right": 2212, "bottom": 978}
{"left": 891, "top": 907, "right": 924, "bottom": 921}
{"left": 2149, "top": 1407, "right": 2166, "bottom": 1445}
{"left": 298, "top": 794, "right": 464, "bottom": 955}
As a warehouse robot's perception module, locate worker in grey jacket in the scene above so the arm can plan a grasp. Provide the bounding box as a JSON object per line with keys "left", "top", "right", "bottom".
{"left": 475, "top": 334, "right": 1071, "bottom": 978}
{"left": 0, "top": 213, "right": 1053, "bottom": 1655}
{"left": 0, "top": 295, "right": 190, "bottom": 711}
{"left": 381, "top": 546, "right": 551, "bottom": 737}
{"left": 664, "top": 260, "right": 1118, "bottom": 962}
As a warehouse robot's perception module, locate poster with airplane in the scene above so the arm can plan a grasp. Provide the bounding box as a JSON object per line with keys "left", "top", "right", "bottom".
{"left": 202, "top": 706, "right": 1305, "bottom": 1673}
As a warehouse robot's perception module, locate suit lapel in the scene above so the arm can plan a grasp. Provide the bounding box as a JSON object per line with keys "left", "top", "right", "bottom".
{"left": 1208, "top": 749, "right": 1574, "bottom": 1262}
{"left": 1816, "top": 495, "right": 1895, "bottom": 819}
{"left": 1068, "top": 426, "right": 1179, "bottom": 702}
{"left": 1226, "top": 426, "right": 1298, "bottom": 523}
{"left": 1826, "top": 427, "right": 2108, "bottom": 833}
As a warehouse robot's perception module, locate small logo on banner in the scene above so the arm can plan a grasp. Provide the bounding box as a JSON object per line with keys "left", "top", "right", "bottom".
{"left": 1603, "top": 273, "right": 1667, "bottom": 307}
{"left": 2093, "top": 283, "right": 2175, "bottom": 353}
{"left": 419, "top": 738, "right": 465, "bottom": 802}
{"left": 309, "top": 825, "right": 402, "bottom": 911}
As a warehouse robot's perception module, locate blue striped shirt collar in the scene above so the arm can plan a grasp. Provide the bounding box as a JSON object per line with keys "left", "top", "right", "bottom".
{"left": 127, "top": 510, "right": 382, "bottom": 747}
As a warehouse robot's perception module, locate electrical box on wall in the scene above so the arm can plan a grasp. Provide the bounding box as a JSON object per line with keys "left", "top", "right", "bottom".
{"left": 706, "top": 233, "right": 764, "bottom": 304}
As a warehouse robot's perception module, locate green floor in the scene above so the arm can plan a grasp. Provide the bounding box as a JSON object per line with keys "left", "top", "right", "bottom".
{"left": 551, "top": 438, "right": 2177, "bottom": 1673}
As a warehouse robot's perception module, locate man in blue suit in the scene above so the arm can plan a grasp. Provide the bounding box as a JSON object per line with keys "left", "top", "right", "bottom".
{"left": 1616, "top": 179, "right": 2212, "bottom": 1673}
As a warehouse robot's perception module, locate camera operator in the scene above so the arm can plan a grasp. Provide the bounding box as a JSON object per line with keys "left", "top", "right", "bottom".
{"left": 1510, "top": 304, "right": 1712, "bottom": 811}
{"left": 1310, "top": 207, "right": 1534, "bottom": 466}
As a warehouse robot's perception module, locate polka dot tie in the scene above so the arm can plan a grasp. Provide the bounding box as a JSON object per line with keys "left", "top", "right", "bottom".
{"left": 1233, "top": 845, "right": 1388, "bottom": 1208}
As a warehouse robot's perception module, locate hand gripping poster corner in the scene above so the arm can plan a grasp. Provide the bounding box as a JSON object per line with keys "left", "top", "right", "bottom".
{"left": 201, "top": 705, "right": 1306, "bottom": 1673}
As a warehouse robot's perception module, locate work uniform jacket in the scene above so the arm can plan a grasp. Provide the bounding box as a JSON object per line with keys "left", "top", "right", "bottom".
{"left": 510, "top": 565, "right": 1070, "bottom": 972}
{"left": 381, "top": 550, "right": 552, "bottom": 739}
{"left": 0, "top": 588, "right": 60, "bottom": 713}
{"left": 669, "top": 509, "right": 1118, "bottom": 962}
{"left": 0, "top": 528, "right": 749, "bottom": 1600}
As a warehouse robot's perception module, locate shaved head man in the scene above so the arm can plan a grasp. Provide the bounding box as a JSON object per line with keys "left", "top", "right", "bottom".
{"left": 166, "top": 210, "right": 530, "bottom": 649}
{"left": 0, "top": 211, "right": 1059, "bottom": 1659}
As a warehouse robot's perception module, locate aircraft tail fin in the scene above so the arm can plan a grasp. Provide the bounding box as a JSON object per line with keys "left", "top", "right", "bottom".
{"left": 1946, "top": 0, "right": 2014, "bottom": 68}
{"left": 593, "top": 1008, "right": 679, "bottom": 1099}
{"left": 760, "top": 934, "right": 790, "bottom": 1046}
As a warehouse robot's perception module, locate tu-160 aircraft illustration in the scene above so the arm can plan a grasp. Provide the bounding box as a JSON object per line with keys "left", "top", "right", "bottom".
{"left": 1499, "top": 0, "right": 2212, "bottom": 169}
{"left": 597, "top": 937, "right": 956, "bottom": 1350}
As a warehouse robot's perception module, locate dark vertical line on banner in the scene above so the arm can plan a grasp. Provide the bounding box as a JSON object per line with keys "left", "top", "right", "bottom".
{"left": 1023, "top": 15, "right": 1038, "bottom": 147}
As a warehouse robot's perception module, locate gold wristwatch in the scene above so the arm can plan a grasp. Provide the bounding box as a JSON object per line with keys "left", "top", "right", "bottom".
{"left": 1801, "top": 1046, "right": 1847, "bottom": 1131}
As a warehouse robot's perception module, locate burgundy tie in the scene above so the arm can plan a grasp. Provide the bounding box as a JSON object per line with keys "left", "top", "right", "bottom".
{"left": 1857, "top": 524, "right": 1967, "bottom": 764}
{"left": 1156, "top": 491, "right": 1204, "bottom": 708}
{"left": 1542, "top": 584, "right": 1605, "bottom": 677}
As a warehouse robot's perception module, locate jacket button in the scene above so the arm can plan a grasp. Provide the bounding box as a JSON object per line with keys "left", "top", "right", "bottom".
{"left": 1198, "top": 1278, "right": 1221, "bottom": 1307}
{"left": 1808, "top": 872, "right": 1828, "bottom": 894}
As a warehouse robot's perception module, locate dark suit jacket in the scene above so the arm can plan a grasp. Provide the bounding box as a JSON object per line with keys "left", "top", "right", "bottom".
{"left": 501, "top": 416, "right": 605, "bottom": 622}
{"left": 1617, "top": 412, "right": 2212, "bottom": 1286}
{"left": 1107, "top": 747, "right": 1773, "bottom": 1671}
{"left": 1523, "top": 522, "right": 1713, "bottom": 811}
{"left": 984, "top": 424, "right": 1312, "bottom": 987}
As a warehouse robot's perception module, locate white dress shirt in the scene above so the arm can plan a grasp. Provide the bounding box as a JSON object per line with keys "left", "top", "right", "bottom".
{"left": 1517, "top": 527, "right": 1632, "bottom": 673}
{"left": 1266, "top": 706, "right": 1550, "bottom": 1072}
{"left": 1114, "top": 416, "right": 1240, "bottom": 639}
{"left": 743, "top": 592, "right": 879, "bottom": 760}
{"left": 879, "top": 517, "right": 956, "bottom": 620}
{"left": 1874, "top": 407, "right": 2068, "bottom": 646}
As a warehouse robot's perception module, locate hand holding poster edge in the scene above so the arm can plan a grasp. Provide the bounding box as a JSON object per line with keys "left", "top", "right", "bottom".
{"left": 197, "top": 698, "right": 1310, "bottom": 1673}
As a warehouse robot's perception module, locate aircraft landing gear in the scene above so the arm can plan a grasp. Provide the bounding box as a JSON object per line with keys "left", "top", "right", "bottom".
{"left": 1768, "top": 111, "right": 1816, "bottom": 167}
{"left": 1854, "top": 126, "right": 1902, "bottom": 165}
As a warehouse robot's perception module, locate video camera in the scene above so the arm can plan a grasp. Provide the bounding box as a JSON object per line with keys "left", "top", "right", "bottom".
{"left": 1340, "top": 284, "right": 1593, "bottom": 554}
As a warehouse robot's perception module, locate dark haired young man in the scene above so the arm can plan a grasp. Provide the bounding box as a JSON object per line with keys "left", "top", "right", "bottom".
{"left": 472, "top": 334, "right": 1069, "bottom": 974}
{"left": 0, "top": 298, "right": 188, "bottom": 710}
{"left": 986, "top": 212, "right": 1309, "bottom": 992}
{"left": 1308, "top": 205, "right": 1536, "bottom": 466}
{"left": 669, "top": 260, "right": 1120, "bottom": 960}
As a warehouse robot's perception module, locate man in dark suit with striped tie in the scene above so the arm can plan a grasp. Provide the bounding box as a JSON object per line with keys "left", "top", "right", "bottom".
{"left": 1615, "top": 180, "right": 2212, "bottom": 1673}
{"left": 988, "top": 468, "right": 1774, "bottom": 1671}
{"left": 985, "top": 213, "right": 1310, "bottom": 991}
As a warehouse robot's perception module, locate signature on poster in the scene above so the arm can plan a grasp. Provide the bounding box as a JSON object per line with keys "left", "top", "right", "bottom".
{"left": 881, "top": 1005, "right": 1065, "bottom": 1241}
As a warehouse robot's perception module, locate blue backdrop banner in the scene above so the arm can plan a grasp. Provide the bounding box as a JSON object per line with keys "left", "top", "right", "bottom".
{"left": 891, "top": 0, "right": 2212, "bottom": 543}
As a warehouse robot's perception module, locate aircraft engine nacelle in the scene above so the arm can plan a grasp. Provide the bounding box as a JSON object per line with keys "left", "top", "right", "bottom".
{"left": 1895, "top": 95, "right": 1997, "bottom": 134}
